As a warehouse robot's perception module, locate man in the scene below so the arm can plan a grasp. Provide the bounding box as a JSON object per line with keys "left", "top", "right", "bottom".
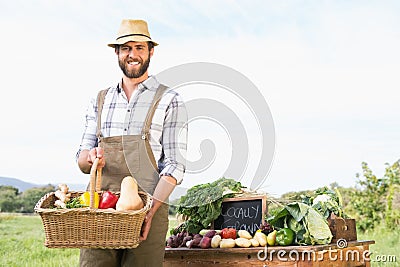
{"left": 76, "top": 19, "right": 187, "bottom": 267}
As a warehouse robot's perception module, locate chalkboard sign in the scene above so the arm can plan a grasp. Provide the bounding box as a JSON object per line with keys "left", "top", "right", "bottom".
{"left": 213, "top": 195, "right": 267, "bottom": 235}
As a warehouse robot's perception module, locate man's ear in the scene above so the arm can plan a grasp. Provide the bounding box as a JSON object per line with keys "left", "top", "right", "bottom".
{"left": 115, "top": 47, "right": 119, "bottom": 55}
{"left": 149, "top": 47, "right": 154, "bottom": 58}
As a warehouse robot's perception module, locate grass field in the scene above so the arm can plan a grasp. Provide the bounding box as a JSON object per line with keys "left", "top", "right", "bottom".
{"left": 0, "top": 214, "right": 79, "bottom": 267}
{"left": 0, "top": 214, "right": 398, "bottom": 266}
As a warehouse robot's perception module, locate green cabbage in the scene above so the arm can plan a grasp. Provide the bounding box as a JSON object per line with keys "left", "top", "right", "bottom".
{"left": 268, "top": 202, "right": 332, "bottom": 245}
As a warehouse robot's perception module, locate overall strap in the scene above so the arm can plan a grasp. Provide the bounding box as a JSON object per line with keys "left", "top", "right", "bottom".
{"left": 96, "top": 88, "right": 110, "bottom": 138}
{"left": 141, "top": 84, "right": 168, "bottom": 140}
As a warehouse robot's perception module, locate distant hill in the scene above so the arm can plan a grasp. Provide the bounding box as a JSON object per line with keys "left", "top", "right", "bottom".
{"left": 0, "top": 176, "right": 86, "bottom": 192}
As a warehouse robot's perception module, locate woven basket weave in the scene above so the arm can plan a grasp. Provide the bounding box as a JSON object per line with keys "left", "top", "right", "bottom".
{"left": 34, "top": 158, "right": 152, "bottom": 249}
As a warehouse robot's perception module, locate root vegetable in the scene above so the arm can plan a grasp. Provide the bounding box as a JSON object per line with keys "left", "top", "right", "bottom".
{"left": 219, "top": 238, "right": 236, "bottom": 248}
{"left": 250, "top": 238, "right": 260, "bottom": 247}
{"left": 254, "top": 231, "right": 267, "bottom": 246}
{"left": 211, "top": 235, "right": 222, "bottom": 248}
{"left": 235, "top": 238, "right": 252, "bottom": 248}
{"left": 238, "top": 230, "right": 252, "bottom": 239}
{"left": 180, "top": 235, "right": 193, "bottom": 247}
{"left": 54, "top": 200, "right": 66, "bottom": 208}
{"left": 200, "top": 236, "right": 212, "bottom": 249}
{"left": 204, "top": 230, "right": 217, "bottom": 238}
{"left": 189, "top": 236, "right": 202, "bottom": 248}
{"left": 54, "top": 184, "right": 71, "bottom": 208}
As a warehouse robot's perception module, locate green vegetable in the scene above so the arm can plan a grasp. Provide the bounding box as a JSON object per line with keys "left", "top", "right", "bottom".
{"left": 65, "top": 197, "right": 87, "bottom": 208}
{"left": 267, "top": 202, "right": 332, "bottom": 245}
{"left": 275, "top": 228, "right": 295, "bottom": 246}
{"left": 301, "top": 186, "right": 347, "bottom": 219}
{"left": 175, "top": 177, "right": 243, "bottom": 234}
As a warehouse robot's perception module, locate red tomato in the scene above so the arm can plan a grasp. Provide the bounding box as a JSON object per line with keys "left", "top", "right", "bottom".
{"left": 221, "top": 228, "right": 237, "bottom": 239}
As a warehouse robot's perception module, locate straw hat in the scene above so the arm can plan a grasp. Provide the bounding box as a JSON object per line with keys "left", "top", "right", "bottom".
{"left": 108, "top": 19, "right": 158, "bottom": 48}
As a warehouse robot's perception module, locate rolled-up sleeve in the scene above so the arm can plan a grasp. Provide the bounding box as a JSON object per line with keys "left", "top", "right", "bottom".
{"left": 76, "top": 97, "right": 98, "bottom": 160}
{"left": 159, "top": 93, "right": 188, "bottom": 184}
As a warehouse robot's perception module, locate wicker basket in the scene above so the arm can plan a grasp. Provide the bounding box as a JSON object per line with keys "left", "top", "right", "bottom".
{"left": 34, "top": 158, "right": 152, "bottom": 249}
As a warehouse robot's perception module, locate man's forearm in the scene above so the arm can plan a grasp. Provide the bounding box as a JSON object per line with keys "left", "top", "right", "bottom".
{"left": 77, "top": 149, "right": 91, "bottom": 174}
{"left": 149, "top": 175, "right": 177, "bottom": 216}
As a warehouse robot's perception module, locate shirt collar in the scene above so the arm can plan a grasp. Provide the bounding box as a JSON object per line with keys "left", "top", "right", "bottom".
{"left": 116, "top": 75, "right": 160, "bottom": 93}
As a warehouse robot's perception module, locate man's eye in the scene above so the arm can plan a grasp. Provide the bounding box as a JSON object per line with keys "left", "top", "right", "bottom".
{"left": 121, "top": 47, "right": 130, "bottom": 51}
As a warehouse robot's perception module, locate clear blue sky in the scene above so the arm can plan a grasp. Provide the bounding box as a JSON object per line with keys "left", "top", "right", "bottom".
{"left": 0, "top": 0, "right": 399, "bottom": 197}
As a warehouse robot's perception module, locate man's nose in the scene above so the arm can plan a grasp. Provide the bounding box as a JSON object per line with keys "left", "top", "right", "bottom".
{"left": 129, "top": 49, "right": 138, "bottom": 57}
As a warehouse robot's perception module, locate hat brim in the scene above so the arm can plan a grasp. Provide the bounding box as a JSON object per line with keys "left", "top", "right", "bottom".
{"left": 108, "top": 35, "right": 158, "bottom": 48}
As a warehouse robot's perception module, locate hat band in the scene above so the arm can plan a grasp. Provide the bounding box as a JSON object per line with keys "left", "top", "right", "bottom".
{"left": 116, "top": 33, "right": 151, "bottom": 41}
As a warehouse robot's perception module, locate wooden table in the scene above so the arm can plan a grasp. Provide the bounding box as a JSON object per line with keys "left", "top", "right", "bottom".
{"left": 164, "top": 240, "right": 374, "bottom": 267}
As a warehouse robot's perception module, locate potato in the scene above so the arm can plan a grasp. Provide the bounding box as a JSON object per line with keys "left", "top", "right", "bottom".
{"left": 250, "top": 238, "right": 260, "bottom": 247}
{"left": 235, "top": 237, "right": 252, "bottom": 248}
{"left": 211, "top": 235, "right": 222, "bottom": 248}
{"left": 219, "top": 238, "right": 236, "bottom": 248}
{"left": 254, "top": 231, "right": 267, "bottom": 246}
{"left": 238, "top": 230, "right": 252, "bottom": 239}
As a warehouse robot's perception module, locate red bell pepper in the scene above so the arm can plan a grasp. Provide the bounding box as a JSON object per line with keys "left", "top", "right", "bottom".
{"left": 99, "top": 191, "right": 119, "bottom": 209}
{"left": 221, "top": 228, "right": 237, "bottom": 239}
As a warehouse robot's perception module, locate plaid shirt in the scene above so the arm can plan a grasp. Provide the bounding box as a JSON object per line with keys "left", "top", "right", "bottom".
{"left": 77, "top": 76, "right": 188, "bottom": 184}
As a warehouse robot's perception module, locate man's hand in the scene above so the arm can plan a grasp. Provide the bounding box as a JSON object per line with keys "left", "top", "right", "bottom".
{"left": 78, "top": 147, "right": 105, "bottom": 173}
{"left": 88, "top": 147, "right": 105, "bottom": 168}
{"left": 139, "top": 175, "right": 176, "bottom": 240}
{"left": 140, "top": 210, "right": 154, "bottom": 240}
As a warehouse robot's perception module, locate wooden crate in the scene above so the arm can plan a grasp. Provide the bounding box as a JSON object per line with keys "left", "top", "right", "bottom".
{"left": 164, "top": 241, "right": 375, "bottom": 267}
{"left": 328, "top": 215, "right": 357, "bottom": 243}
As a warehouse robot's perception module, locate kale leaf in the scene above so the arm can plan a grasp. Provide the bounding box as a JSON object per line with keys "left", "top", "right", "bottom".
{"left": 176, "top": 177, "right": 243, "bottom": 234}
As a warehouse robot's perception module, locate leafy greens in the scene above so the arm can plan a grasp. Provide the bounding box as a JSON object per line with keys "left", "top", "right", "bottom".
{"left": 301, "top": 186, "right": 347, "bottom": 219}
{"left": 268, "top": 202, "right": 333, "bottom": 245}
{"left": 175, "top": 177, "right": 243, "bottom": 234}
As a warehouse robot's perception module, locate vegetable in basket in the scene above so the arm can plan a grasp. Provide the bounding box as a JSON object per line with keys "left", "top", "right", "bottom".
{"left": 54, "top": 184, "right": 72, "bottom": 208}
{"left": 99, "top": 191, "right": 119, "bottom": 209}
{"left": 80, "top": 191, "right": 99, "bottom": 208}
{"left": 116, "top": 176, "right": 144, "bottom": 211}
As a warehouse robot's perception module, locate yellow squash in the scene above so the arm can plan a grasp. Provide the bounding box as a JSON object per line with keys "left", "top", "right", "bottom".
{"left": 116, "top": 176, "right": 144, "bottom": 211}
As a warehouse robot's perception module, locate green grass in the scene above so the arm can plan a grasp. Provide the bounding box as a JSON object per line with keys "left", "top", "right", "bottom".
{"left": 0, "top": 214, "right": 179, "bottom": 267}
{"left": 0, "top": 214, "right": 79, "bottom": 267}
{"left": 358, "top": 225, "right": 399, "bottom": 266}
{"left": 1, "top": 214, "right": 398, "bottom": 266}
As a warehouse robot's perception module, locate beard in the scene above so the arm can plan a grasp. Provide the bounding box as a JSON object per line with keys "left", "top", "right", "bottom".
{"left": 118, "top": 54, "right": 151, "bottom": 79}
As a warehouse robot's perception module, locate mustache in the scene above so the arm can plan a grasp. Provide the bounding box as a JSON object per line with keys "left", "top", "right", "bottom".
{"left": 126, "top": 57, "right": 142, "bottom": 64}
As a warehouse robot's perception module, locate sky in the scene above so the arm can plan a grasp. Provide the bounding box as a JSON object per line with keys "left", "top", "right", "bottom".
{"left": 0, "top": 0, "right": 399, "bottom": 198}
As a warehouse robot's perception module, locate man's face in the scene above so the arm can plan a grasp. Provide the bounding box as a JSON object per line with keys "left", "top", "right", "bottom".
{"left": 116, "top": 41, "right": 153, "bottom": 79}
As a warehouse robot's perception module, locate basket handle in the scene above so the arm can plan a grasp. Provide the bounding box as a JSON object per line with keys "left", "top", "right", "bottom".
{"left": 89, "top": 158, "right": 102, "bottom": 209}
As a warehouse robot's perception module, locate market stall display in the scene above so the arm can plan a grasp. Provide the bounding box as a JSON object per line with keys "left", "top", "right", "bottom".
{"left": 165, "top": 179, "right": 370, "bottom": 266}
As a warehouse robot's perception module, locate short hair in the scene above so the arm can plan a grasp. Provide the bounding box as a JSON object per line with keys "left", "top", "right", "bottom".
{"left": 147, "top": 41, "right": 154, "bottom": 50}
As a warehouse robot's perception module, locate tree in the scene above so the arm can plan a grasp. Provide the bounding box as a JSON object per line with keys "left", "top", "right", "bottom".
{"left": 0, "top": 186, "right": 19, "bottom": 212}
{"left": 350, "top": 161, "right": 400, "bottom": 232}
{"left": 18, "top": 184, "right": 55, "bottom": 213}
{"left": 383, "top": 161, "right": 400, "bottom": 230}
